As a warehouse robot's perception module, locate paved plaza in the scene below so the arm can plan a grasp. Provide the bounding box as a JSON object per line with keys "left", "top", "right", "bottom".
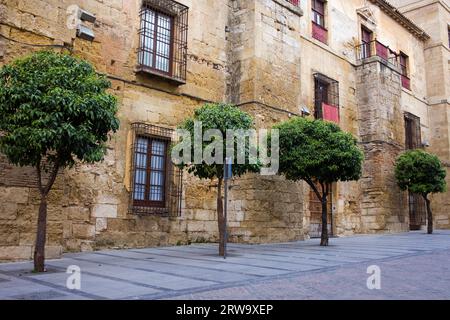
{"left": 0, "top": 231, "right": 450, "bottom": 300}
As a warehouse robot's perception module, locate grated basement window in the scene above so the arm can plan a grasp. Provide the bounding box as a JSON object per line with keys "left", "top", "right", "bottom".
{"left": 128, "top": 123, "right": 183, "bottom": 217}
{"left": 313, "top": 73, "right": 339, "bottom": 120}
{"left": 137, "top": 0, "right": 188, "bottom": 84}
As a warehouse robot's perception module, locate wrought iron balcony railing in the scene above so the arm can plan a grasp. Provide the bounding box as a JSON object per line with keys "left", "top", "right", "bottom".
{"left": 355, "top": 40, "right": 412, "bottom": 90}
{"left": 355, "top": 40, "right": 399, "bottom": 68}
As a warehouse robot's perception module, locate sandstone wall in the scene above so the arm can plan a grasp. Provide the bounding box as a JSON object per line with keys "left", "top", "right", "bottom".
{"left": 395, "top": 0, "right": 450, "bottom": 229}
{"left": 0, "top": 0, "right": 308, "bottom": 262}
{"left": 1, "top": 0, "right": 449, "bottom": 262}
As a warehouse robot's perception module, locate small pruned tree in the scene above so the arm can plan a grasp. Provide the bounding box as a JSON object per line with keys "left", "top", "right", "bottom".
{"left": 0, "top": 51, "right": 119, "bottom": 272}
{"left": 274, "top": 117, "right": 364, "bottom": 246}
{"left": 175, "top": 103, "right": 261, "bottom": 256}
{"left": 395, "top": 150, "right": 447, "bottom": 234}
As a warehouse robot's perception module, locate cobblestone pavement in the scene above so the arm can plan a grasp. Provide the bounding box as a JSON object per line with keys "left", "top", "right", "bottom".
{"left": 0, "top": 231, "right": 449, "bottom": 300}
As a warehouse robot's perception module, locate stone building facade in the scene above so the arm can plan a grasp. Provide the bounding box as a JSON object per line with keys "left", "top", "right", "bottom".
{"left": 0, "top": 0, "right": 449, "bottom": 261}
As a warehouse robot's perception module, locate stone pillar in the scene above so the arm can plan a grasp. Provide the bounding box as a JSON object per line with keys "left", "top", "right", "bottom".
{"left": 356, "top": 57, "right": 408, "bottom": 233}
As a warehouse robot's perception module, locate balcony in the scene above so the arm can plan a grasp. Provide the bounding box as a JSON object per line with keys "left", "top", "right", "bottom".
{"left": 356, "top": 40, "right": 412, "bottom": 90}
{"left": 355, "top": 40, "right": 399, "bottom": 68}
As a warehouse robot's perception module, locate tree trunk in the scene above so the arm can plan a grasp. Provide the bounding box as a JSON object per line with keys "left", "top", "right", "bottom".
{"left": 33, "top": 161, "right": 59, "bottom": 272}
{"left": 217, "top": 178, "right": 225, "bottom": 256}
{"left": 34, "top": 195, "right": 47, "bottom": 272}
{"left": 424, "top": 194, "right": 433, "bottom": 235}
{"left": 320, "top": 194, "right": 329, "bottom": 246}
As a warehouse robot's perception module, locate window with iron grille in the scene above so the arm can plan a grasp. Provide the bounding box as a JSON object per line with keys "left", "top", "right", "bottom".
{"left": 313, "top": 73, "right": 339, "bottom": 122}
{"left": 137, "top": 0, "right": 188, "bottom": 84}
{"left": 129, "top": 123, "right": 183, "bottom": 216}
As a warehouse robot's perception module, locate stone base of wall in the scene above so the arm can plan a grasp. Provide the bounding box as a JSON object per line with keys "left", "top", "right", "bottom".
{"left": 0, "top": 245, "right": 62, "bottom": 263}
{"left": 432, "top": 166, "right": 450, "bottom": 229}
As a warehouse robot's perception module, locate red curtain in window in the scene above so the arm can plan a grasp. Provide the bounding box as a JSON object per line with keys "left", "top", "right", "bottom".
{"left": 402, "top": 75, "right": 411, "bottom": 90}
{"left": 312, "top": 23, "right": 328, "bottom": 44}
{"left": 322, "top": 103, "right": 340, "bottom": 124}
{"left": 375, "top": 42, "right": 388, "bottom": 60}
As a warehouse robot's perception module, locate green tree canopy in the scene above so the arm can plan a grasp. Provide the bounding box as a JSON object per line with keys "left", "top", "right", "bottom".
{"left": 176, "top": 103, "right": 261, "bottom": 256}
{"left": 395, "top": 150, "right": 447, "bottom": 195}
{"left": 275, "top": 117, "right": 363, "bottom": 185}
{"left": 177, "top": 103, "right": 260, "bottom": 179}
{"left": 0, "top": 50, "right": 119, "bottom": 271}
{"left": 0, "top": 50, "right": 119, "bottom": 169}
{"left": 274, "top": 117, "right": 364, "bottom": 245}
{"left": 395, "top": 150, "right": 447, "bottom": 234}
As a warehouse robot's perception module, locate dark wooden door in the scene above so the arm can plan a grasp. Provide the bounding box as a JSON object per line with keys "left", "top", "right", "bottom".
{"left": 404, "top": 113, "right": 426, "bottom": 230}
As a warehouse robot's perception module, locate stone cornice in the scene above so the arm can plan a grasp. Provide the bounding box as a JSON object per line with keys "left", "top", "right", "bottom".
{"left": 368, "top": 0, "right": 430, "bottom": 41}
{"left": 397, "top": 0, "right": 450, "bottom": 15}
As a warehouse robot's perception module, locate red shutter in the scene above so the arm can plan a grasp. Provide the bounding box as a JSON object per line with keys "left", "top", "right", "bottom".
{"left": 376, "top": 42, "right": 388, "bottom": 60}
{"left": 312, "top": 23, "right": 328, "bottom": 44}
{"left": 322, "top": 103, "right": 340, "bottom": 124}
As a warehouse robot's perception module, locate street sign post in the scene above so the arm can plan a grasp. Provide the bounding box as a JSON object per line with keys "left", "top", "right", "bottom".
{"left": 223, "top": 157, "right": 232, "bottom": 259}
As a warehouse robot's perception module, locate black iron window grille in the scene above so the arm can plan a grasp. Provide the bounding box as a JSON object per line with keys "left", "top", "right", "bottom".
{"left": 137, "top": 0, "right": 188, "bottom": 84}
{"left": 129, "top": 123, "right": 183, "bottom": 217}
{"left": 313, "top": 73, "right": 339, "bottom": 120}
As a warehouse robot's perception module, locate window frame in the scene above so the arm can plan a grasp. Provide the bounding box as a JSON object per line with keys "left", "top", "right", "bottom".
{"left": 404, "top": 112, "right": 421, "bottom": 150}
{"left": 139, "top": 7, "right": 175, "bottom": 77}
{"left": 447, "top": 25, "right": 450, "bottom": 48}
{"left": 399, "top": 52, "right": 409, "bottom": 77}
{"left": 128, "top": 123, "right": 183, "bottom": 217}
{"left": 133, "top": 135, "right": 170, "bottom": 209}
{"left": 137, "top": 0, "right": 189, "bottom": 84}
{"left": 313, "top": 73, "right": 340, "bottom": 123}
{"left": 361, "top": 26, "right": 373, "bottom": 59}
{"left": 312, "top": 0, "right": 326, "bottom": 28}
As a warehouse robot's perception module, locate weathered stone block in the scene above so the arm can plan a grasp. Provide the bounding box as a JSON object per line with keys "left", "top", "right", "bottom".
{"left": 0, "top": 202, "right": 18, "bottom": 219}
{"left": 0, "top": 187, "right": 29, "bottom": 204}
{"left": 66, "top": 206, "right": 90, "bottom": 222}
{"left": 92, "top": 204, "right": 118, "bottom": 218}
{"left": 96, "top": 217, "right": 108, "bottom": 233}
{"left": 72, "top": 224, "right": 96, "bottom": 240}
{"left": 0, "top": 245, "right": 32, "bottom": 261}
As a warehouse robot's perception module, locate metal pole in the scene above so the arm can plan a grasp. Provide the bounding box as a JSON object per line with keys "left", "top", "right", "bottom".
{"left": 224, "top": 174, "right": 228, "bottom": 260}
{"left": 223, "top": 157, "right": 231, "bottom": 260}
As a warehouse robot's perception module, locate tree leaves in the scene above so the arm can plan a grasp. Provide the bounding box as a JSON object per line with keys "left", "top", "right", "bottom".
{"left": 176, "top": 103, "right": 261, "bottom": 180}
{"left": 274, "top": 117, "right": 364, "bottom": 185}
{"left": 0, "top": 50, "right": 120, "bottom": 169}
{"left": 395, "top": 150, "right": 447, "bottom": 196}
